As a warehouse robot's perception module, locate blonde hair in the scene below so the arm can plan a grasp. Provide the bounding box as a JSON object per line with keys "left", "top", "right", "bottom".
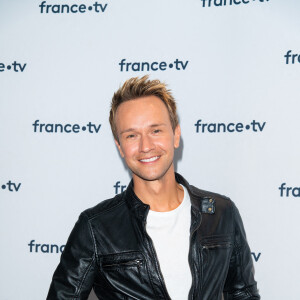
{"left": 109, "top": 75, "right": 179, "bottom": 142}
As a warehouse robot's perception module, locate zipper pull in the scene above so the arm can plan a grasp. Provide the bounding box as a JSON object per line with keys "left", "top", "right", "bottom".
{"left": 136, "top": 259, "right": 145, "bottom": 284}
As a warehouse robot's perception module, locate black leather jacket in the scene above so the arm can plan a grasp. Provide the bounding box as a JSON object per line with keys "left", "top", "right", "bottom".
{"left": 47, "top": 173, "right": 260, "bottom": 300}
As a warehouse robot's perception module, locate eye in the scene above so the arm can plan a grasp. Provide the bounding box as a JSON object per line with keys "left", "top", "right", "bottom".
{"left": 153, "top": 129, "right": 161, "bottom": 134}
{"left": 126, "top": 134, "right": 136, "bottom": 139}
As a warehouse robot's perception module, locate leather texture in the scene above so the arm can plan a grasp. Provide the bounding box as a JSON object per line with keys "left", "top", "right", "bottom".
{"left": 47, "top": 173, "right": 260, "bottom": 300}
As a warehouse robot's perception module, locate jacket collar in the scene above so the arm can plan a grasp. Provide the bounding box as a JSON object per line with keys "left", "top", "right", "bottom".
{"left": 124, "top": 172, "right": 204, "bottom": 222}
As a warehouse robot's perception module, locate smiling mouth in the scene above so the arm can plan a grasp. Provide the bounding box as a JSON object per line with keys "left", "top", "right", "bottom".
{"left": 139, "top": 156, "right": 160, "bottom": 163}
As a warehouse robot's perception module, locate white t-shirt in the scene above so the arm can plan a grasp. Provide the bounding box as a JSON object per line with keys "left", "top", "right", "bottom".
{"left": 146, "top": 185, "right": 192, "bottom": 300}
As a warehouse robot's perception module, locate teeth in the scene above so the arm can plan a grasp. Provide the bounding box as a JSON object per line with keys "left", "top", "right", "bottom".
{"left": 140, "top": 156, "right": 159, "bottom": 162}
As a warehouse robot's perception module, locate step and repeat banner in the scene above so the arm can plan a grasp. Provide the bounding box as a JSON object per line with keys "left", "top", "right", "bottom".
{"left": 1, "top": 0, "right": 299, "bottom": 299}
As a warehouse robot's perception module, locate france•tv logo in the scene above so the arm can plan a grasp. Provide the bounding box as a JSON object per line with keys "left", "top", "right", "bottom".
{"left": 279, "top": 183, "right": 300, "bottom": 198}
{"left": 28, "top": 240, "right": 65, "bottom": 253}
{"left": 0, "top": 61, "right": 26, "bottom": 72}
{"left": 1, "top": 180, "right": 21, "bottom": 192}
{"left": 284, "top": 50, "right": 300, "bottom": 64}
{"left": 119, "top": 58, "right": 189, "bottom": 72}
{"left": 113, "top": 181, "right": 127, "bottom": 194}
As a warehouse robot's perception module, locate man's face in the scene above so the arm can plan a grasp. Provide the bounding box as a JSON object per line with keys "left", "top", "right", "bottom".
{"left": 115, "top": 96, "right": 180, "bottom": 182}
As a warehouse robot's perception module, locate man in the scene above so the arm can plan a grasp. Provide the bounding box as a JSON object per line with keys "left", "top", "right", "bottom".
{"left": 47, "top": 76, "right": 260, "bottom": 299}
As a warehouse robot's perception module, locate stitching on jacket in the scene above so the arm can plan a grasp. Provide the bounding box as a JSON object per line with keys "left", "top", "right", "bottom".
{"left": 74, "top": 254, "right": 96, "bottom": 298}
{"left": 200, "top": 233, "right": 234, "bottom": 240}
{"left": 87, "top": 215, "right": 99, "bottom": 263}
{"left": 232, "top": 203, "right": 249, "bottom": 296}
{"left": 189, "top": 184, "right": 231, "bottom": 201}
{"left": 219, "top": 233, "right": 234, "bottom": 297}
{"left": 88, "top": 198, "right": 126, "bottom": 221}
{"left": 73, "top": 213, "right": 97, "bottom": 298}
{"left": 216, "top": 202, "right": 235, "bottom": 298}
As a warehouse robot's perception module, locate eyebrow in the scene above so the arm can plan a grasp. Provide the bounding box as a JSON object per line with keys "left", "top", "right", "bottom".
{"left": 120, "top": 123, "right": 167, "bottom": 135}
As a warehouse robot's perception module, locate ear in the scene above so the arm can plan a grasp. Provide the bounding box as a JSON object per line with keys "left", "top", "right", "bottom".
{"left": 115, "top": 139, "right": 125, "bottom": 158}
{"left": 174, "top": 125, "right": 181, "bottom": 149}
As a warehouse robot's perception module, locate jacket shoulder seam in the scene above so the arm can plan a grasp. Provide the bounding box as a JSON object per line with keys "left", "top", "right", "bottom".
{"left": 190, "top": 185, "right": 232, "bottom": 202}
{"left": 88, "top": 199, "right": 126, "bottom": 221}
{"left": 83, "top": 194, "right": 126, "bottom": 220}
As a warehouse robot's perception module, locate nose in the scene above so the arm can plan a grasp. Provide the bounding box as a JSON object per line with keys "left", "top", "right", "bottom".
{"left": 139, "top": 134, "right": 155, "bottom": 153}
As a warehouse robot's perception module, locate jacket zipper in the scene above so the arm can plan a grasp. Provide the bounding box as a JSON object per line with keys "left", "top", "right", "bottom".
{"left": 102, "top": 259, "right": 145, "bottom": 284}
{"left": 202, "top": 243, "right": 231, "bottom": 250}
{"left": 143, "top": 218, "right": 171, "bottom": 300}
{"left": 102, "top": 258, "right": 143, "bottom": 268}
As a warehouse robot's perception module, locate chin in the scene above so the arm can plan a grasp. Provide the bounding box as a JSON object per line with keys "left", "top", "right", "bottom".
{"left": 135, "top": 174, "right": 162, "bottom": 182}
{"left": 132, "top": 164, "right": 173, "bottom": 182}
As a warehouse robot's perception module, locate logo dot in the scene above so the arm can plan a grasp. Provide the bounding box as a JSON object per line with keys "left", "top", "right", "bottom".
{"left": 7, "top": 65, "right": 11, "bottom": 70}
{"left": 245, "top": 125, "right": 250, "bottom": 130}
{"left": 2, "top": 185, "right": 6, "bottom": 189}
{"left": 82, "top": 126, "right": 86, "bottom": 131}
{"left": 169, "top": 63, "right": 173, "bottom": 68}
{"left": 88, "top": 6, "right": 93, "bottom": 10}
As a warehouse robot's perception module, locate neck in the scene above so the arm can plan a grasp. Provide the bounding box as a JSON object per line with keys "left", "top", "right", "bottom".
{"left": 132, "top": 168, "right": 184, "bottom": 212}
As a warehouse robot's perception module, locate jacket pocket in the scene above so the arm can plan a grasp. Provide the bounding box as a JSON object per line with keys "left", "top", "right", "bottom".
{"left": 100, "top": 251, "right": 155, "bottom": 299}
{"left": 199, "top": 235, "right": 233, "bottom": 295}
{"left": 102, "top": 258, "right": 145, "bottom": 284}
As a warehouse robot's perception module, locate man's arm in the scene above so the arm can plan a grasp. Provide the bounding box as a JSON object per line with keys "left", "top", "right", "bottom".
{"left": 223, "top": 203, "right": 260, "bottom": 300}
{"left": 47, "top": 213, "right": 97, "bottom": 300}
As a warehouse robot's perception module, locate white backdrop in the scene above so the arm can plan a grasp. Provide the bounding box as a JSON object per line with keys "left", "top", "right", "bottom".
{"left": 1, "top": 0, "right": 300, "bottom": 299}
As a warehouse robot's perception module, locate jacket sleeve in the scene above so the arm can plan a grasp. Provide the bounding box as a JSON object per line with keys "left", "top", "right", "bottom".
{"left": 223, "top": 203, "right": 260, "bottom": 300}
{"left": 47, "top": 213, "right": 97, "bottom": 300}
